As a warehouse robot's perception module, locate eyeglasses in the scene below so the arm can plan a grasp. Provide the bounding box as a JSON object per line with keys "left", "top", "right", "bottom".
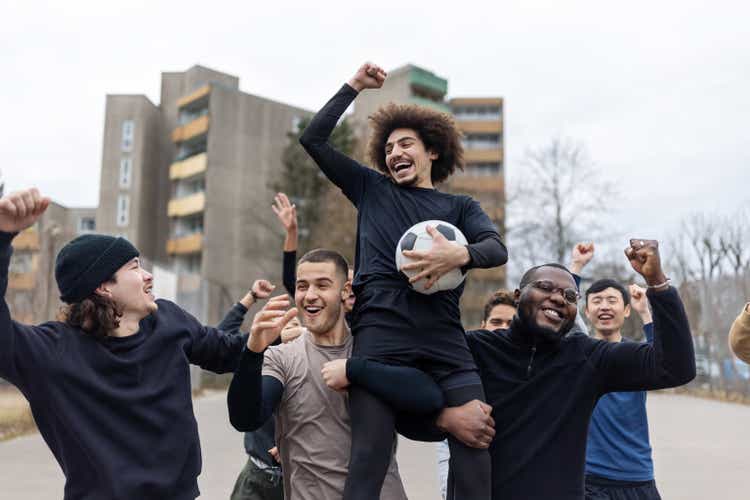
{"left": 528, "top": 280, "right": 579, "bottom": 304}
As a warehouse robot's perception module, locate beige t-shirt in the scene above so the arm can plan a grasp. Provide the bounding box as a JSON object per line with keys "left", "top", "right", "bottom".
{"left": 263, "top": 330, "right": 407, "bottom": 500}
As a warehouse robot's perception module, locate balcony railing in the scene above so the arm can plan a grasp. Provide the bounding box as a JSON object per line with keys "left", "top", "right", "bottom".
{"left": 167, "top": 192, "right": 206, "bottom": 218}
{"left": 464, "top": 148, "right": 503, "bottom": 164}
{"left": 166, "top": 233, "right": 204, "bottom": 255}
{"left": 170, "top": 152, "right": 207, "bottom": 180}
{"left": 171, "top": 115, "right": 209, "bottom": 143}
{"left": 12, "top": 230, "right": 40, "bottom": 251}
{"left": 9, "top": 272, "right": 35, "bottom": 290}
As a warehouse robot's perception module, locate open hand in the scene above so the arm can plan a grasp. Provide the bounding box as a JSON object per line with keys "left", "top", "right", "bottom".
{"left": 321, "top": 358, "right": 350, "bottom": 392}
{"left": 247, "top": 295, "right": 298, "bottom": 353}
{"left": 348, "top": 62, "right": 387, "bottom": 92}
{"left": 401, "top": 225, "right": 469, "bottom": 290}
{"left": 0, "top": 188, "right": 50, "bottom": 233}
{"left": 272, "top": 193, "right": 297, "bottom": 233}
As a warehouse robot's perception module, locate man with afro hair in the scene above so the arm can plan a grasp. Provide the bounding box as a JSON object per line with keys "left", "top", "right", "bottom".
{"left": 300, "top": 62, "right": 508, "bottom": 500}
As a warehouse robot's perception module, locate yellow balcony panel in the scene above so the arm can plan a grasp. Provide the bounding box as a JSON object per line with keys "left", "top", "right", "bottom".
{"left": 12, "top": 230, "right": 40, "bottom": 251}
{"left": 9, "top": 272, "right": 35, "bottom": 290}
{"left": 167, "top": 192, "right": 206, "bottom": 218}
{"left": 450, "top": 97, "right": 503, "bottom": 107}
{"left": 166, "top": 233, "right": 204, "bottom": 255}
{"left": 171, "top": 115, "right": 209, "bottom": 143}
{"left": 177, "top": 85, "right": 210, "bottom": 109}
{"left": 170, "top": 152, "right": 207, "bottom": 180}
{"left": 458, "top": 120, "right": 503, "bottom": 135}
{"left": 465, "top": 148, "right": 503, "bottom": 164}
{"left": 449, "top": 175, "right": 504, "bottom": 194}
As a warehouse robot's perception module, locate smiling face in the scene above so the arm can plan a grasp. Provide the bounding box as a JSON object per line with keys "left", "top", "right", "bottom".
{"left": 295, "top": 261, "right": 349, "bottom": 335}
{"left": 384, "top": 128, "right": 437, "bottom": 187}
{"left": 99, "top": 257, "right": 157, "bottom": 320}
{"left": 517, "top": 267, "right": 578, "bottom": 343}
{"left": 585, "top": 287, "right": 631, "bottom": 338}
{"left": 481, "top": 303, "right": 516, "bottom": 330}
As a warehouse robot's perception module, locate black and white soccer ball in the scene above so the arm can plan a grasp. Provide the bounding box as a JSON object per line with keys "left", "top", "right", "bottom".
{"left": 395, "top": 220, "right": 468, "bottom": 295}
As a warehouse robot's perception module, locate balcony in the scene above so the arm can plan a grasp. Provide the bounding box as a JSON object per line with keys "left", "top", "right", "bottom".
{"left": 166, "top": 233, "right": 204, "bottom": 255}
{"left": 170, "top": 152, "right": 207, "bottom": 180}
{"left": 409, "top": 96, "right": 451, "bottom": 114}
{"left": 167, "top": 192, "right": 205, "bottom": 218}
{"left": 449, "top": 174, "right": 504, "bottom": 194}
{"left": 458, "top": 120, "right": 503, "bottom": 134}
{"left": 9, "top": 272, "right": 35, "bottom": 290}
{"left": 12, "top": 230, "right": 40, "bottom": 251}
{"left": 177, "top": 85, "right": 210, "bottom": 109}
{"left": 464, "top": 148, "right": 503, "bottom": 164}
{"left": 409, "top": 66, "right": 448, "bottom": 97}
{"left": 171, "top": 115, "right": 209, "bottom": 143}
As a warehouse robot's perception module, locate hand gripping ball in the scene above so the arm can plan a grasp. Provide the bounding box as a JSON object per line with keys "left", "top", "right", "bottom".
{"left": 395, "top": 220, "right": 468, "bottom": 295}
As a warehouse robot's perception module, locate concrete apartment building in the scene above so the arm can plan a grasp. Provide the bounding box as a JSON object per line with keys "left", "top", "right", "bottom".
{"left": 97, "top": 65, "right": 311, "bottom": 325}
{"left": 352, "top": 64, "right": 506, "bottom": 327}
{"left": 8, "top": 204, "right": 96, "bottom": 324}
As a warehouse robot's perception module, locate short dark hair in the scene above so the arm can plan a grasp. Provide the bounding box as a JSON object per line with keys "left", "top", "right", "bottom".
{"left": 483, "top": 289, "right": 517, "bottom": 321}
{"left": 298, "top": 249, "right": 349, "bottom": 284}
{"left": 367, "top": 103, "right": 464, "bottom": 184}
{"left": 519, "top": 263, "right": 576, "bottom": 289}
{"left": 585, "top": 279, "right": 630, "bottom": 306}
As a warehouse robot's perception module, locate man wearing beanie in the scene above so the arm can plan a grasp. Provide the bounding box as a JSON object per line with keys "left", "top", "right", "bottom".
{"left": 0, "top": 188, "right": 250, "bottom": 499}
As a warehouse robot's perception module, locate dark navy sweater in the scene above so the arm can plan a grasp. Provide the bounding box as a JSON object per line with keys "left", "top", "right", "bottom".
{"left": 0, "top": 232, "right": 246, "bottom": 500}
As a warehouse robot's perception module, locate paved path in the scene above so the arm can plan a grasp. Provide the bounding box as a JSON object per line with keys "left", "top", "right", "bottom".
{"left": 0, "top": 392, "right": 746, "bottom": 499}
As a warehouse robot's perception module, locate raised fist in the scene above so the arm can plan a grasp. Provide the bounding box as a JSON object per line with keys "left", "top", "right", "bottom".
{"left": 348, "top": 62, "right": 387, "bottom": 92}
{"left": 0, "top": 188, "right": 50, "bottom": 233}
{"left": 624, "top": 239, "right": 668, "bottom": 289}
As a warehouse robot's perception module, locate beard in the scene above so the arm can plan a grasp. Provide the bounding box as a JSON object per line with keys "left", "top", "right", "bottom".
{"left": 517, "top": 305, "right": 574, "bottom": 345}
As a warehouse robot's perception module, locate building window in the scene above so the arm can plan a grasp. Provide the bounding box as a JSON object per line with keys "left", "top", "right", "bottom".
{"left": 119, "top": 157, "right": 133, "bottom": 188}
{"left": 121, "top": 120, "right": 135, "bottom": 152}
{"left": 10, "top": 251, "right": 33, "bottom": 274}
{"left": 465, "top": 163, "right": 503, "bottom": 176}
{"left": 78, "top": 217, "right": 96, "bottom": 234}
{"left": 453, "top": 106, "right": 502, "bottom": 121}
{"left": 117, "top": 194, "right": 130, "bottom": 227}
{"left": 463, "top": 133, "right": 501, "bottom": 150}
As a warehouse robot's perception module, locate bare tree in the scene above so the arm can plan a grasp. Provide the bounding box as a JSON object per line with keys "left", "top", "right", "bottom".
{"left": 507, "top": 137, "right": 619, "bottom": 279}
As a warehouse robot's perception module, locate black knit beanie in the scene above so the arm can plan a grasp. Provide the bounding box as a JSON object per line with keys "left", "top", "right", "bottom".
{"left": 55, "top": 234, "right": 139, "bottom": 304}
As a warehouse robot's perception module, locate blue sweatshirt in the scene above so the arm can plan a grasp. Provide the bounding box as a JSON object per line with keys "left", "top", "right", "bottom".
{"left": 0, "top": 231, "right": 246, "bottom": 500}
{"left": 585, "top": 323, "right": 656, "bottom": 481}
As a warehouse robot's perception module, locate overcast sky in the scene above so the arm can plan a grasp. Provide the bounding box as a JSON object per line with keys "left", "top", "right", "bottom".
{"left": 2, "top": 0, "right": 748, "bottom": 247}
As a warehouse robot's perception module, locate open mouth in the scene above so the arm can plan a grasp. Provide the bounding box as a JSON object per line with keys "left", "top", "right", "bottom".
{"left": 541, "top": 307, "right": 564, "bottom": 323}
{"left": 144, "top": 285, "right": 154, "bottom": 298}
{"left": 597, "top": 313, "right": 614, "bottom": 321}
{"left": 303, "top": 305, "right": 323, "bottom": 319}
{"left": 391, "top": 160, "right": 414, "bottom": 176}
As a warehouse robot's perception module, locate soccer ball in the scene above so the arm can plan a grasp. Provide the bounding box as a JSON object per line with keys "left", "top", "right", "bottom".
{"left": 395, "top": 220, "right": 468, "bottom": 295}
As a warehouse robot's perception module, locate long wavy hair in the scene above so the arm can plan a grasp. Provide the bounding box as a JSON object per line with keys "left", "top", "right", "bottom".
{"left": 58, "top": 284, "right": 122, "bottom": 340}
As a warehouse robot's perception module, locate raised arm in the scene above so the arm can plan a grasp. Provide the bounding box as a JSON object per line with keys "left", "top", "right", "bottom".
{"left": 629, "top": 283, "right": 654, "bottom": 343}
{"left": 272, "top": 193, "right": 298, "bottom": 296}
{"left": 228, "top": 295, "right": 298, "bottom": 431}
{"left": 299, "top": 63, "right": 386, "bottom": 205}
{"left": 594, "top": 239, "right": 695, "bottom": 393}
{"left": 0, "top": 189, "right": 58, "bottom": 386}
{"left": 729, "top": 304, "right": 750, "bottom": 364}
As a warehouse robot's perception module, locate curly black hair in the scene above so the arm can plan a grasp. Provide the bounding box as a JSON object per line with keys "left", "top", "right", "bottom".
{"left": 367, "top": 103, "right": 464, "bottom": 184}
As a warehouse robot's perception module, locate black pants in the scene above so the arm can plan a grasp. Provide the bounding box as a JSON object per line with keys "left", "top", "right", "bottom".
{"left": 230, "top": 458, "right": 284, "bottom": 500}
{"left": 585, "top": 474, "right": 661, "bottom": 500}
{"left": 343, "top": 384, "right": 491, "bottom": 500}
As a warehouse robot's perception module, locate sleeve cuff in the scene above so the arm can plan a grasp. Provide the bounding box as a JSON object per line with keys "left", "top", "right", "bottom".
{"left": 239, "top": 346, "right": 265, "bottom": 369}
{"left": 0, "top": 232, "right": 18, "bottom": 246}
{"left": 235, "top": 302, "right": 248, "bottom": 314}
{"left": 346, "top": 357, "right": 365, "bottom": 384}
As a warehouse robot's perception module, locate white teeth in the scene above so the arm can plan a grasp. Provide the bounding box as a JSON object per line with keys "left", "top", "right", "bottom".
{"left": 543, "top": 308, "right": 562, "bottom": 320}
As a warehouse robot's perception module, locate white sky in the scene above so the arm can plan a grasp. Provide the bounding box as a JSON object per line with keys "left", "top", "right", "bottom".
{"left": 2, "top": 0, "right": 748, "bottom": 245}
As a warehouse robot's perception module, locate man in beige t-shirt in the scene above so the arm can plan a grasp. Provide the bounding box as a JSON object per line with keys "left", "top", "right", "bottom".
{"left": 228, "top": 249, "right": 406, "bottom": 500}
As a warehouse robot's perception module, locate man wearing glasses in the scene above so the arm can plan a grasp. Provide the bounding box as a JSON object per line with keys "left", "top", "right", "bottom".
{"left": 323, "top": 239, "right": 696, "bottom": 499}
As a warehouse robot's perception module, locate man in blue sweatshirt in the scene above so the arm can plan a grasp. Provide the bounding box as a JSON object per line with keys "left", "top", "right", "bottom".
{"left": 0, "top": 188, "right": 247, "bottom": 500}
{"left": 584, "top": 279, "right": 662, "bottom": 499}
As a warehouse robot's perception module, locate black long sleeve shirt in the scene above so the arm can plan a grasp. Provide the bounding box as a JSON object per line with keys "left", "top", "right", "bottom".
{"left": 299, "top": 84, "right": 508, "bottom": 297}
{"left": 0, "top": 232, "right": 247, "bottom": 500}
{"left": 348, "top": 287, "right": 695, "bottom": 499}
{"left": 217, "top": 303, "right": 278, "bottom": 467}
